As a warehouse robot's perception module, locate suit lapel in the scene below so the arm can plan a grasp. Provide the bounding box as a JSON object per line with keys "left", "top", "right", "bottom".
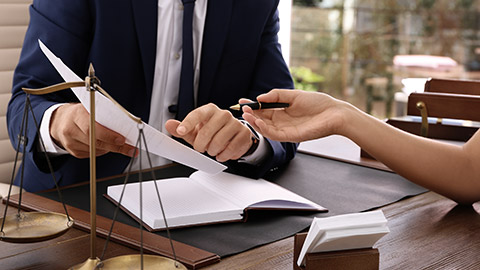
{"left": 198, "top": 0, "right": 234, "bottom": 105}
{"left": 131, "top": 0, "right": 157, "bottom": 96}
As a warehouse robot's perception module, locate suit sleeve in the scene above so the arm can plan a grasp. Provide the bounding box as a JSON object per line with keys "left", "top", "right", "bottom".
{"left": 6, "top": 0, "right": 92, "bottom": 181}
{"left": 227, "top": 3, "right": 298, "bottom": 179}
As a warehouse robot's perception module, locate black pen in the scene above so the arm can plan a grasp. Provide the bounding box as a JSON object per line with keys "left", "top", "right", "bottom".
{"left": 229, "top": 102, "right": 290, "bottom": 111}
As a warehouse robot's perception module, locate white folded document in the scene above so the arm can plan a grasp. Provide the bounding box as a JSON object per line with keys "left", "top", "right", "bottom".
{"left": 38, "top": 39, "right": 226, "bottom": 174}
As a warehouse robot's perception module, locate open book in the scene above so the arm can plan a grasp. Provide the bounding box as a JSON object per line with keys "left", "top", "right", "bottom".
{"left": 106, "top": 171, "right": 327, "bottom": 231}
{"left": 297, "top": 210, "right": 389, "bottom": 266}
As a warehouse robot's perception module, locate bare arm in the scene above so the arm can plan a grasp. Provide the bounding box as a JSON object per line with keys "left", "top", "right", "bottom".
{"left": 242, "top": 89, "right": 480, "bottom": 204}
{"left": 342, "top": 103, "right": 480, "bottom": 204}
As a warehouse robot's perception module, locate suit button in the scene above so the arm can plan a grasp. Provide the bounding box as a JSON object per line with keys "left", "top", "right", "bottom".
{"left": 168, "top": 104, "right": 178, "bottom": 113}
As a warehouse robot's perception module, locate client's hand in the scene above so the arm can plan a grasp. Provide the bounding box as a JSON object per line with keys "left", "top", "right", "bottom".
{"left": 50, "top": 103, "right": 137, "bottom": 158}
{"left": 241, "top": 89, "right": 347, "bottom": 142}
{"left": 165, "top": 103, "right": 253, "bottom": 162}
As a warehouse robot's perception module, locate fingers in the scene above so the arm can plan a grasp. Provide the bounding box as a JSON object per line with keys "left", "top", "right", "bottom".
{"left": 192, "top": 109, "right": 231, "bottom": 152}
{"left": 166, "top": 104, "right": 254, "bottom": 161}
{"left": 50, "top": 103, "right": 136, "bottom": 159}
{"left": 176, "top": 104, "right": 219, "bottom": 136}
{"left": 241, "top": 102, "right": 276, "bottom": 132}
{"left": 241, "top": 105, "right": 253, "bottom": 114}
{"left": 205, "top": 118, "right": 252, "bottom": 161}
{"left": 50, "top": 104, "right": 89, "bottom": 158}
{"left": 165, "top": 119, "right": 200, "bottom": 146}
{"left": 94, "top": 123, "right": 137, "bottom": 157}
{"left": 241, "top": 110, "right": 260, "bottom": 130}
{"left": 253, "top": 119, "right": 276, "bottom": 140}
{"left": 242, "top": 111, "right": 276, "bottom": 140}
{"left": 256, "top": 89, "right": 294, "bottom": 103}
{"left": 165, "top": 119, "right": 181, "bottom": 137}
{"left": 238, "top": 98, "right": 253, "bottom": 104}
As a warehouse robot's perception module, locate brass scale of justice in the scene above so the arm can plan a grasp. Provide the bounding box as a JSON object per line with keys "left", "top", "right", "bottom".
{"left": 0, "top": 64, "right": 187, "bottom": 269}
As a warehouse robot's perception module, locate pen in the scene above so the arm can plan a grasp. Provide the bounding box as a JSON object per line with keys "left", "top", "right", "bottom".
{"left": 229, "top": 102, "right": 290, "bottom": 111}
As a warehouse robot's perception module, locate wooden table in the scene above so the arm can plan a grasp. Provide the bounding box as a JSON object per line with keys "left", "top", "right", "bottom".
{"left": 1, "top": 191, "right": 479, "bottom": 269}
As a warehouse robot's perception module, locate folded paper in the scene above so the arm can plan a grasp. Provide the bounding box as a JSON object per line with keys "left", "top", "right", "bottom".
{"left": 38, "top": 40, "right": 226, "bottom": 174}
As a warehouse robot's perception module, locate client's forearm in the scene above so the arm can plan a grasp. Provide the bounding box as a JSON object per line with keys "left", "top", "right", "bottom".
{"left": 338, "top": 104, "right": 480, "bottom": 204}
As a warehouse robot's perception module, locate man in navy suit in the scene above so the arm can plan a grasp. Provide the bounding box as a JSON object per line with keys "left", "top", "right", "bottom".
{"left": 7, "top": 0, "right": 296, "bottom": 192}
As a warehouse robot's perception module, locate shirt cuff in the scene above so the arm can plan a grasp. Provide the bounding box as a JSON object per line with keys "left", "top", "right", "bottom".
{"left": 38, "top": 103, "right": 69, "bottom": 156}
{"left": 238, "top": 120, "right": 269, "bottom": 165}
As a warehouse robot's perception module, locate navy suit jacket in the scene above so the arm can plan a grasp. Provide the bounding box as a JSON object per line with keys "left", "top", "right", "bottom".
{"left": 7, "top": 0, "right": 296, "bottom": 192}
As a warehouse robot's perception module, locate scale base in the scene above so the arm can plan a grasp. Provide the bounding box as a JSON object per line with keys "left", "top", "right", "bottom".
{"left": 69, "top": 257, "right": 101, "bottom": 270}
{"left": 0, "top": 212, "right": 73, "bottom": 243}
{"left": 70, "top": 255, "right": 187, "bottom": 269}
{"left": 99, "top": 254, "right": 187, "bottom": 270}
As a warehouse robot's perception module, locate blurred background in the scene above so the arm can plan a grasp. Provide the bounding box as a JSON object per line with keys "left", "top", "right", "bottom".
{"left": 283, "top": 0, "right": 480, "bottom": 118}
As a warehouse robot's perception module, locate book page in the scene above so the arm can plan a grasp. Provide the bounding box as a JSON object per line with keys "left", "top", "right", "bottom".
{"left": 310, "top": 227, "right": 389, "bottom": 253}
{"left": 191, "top": 171, "right": 326, "bottom": 211}
{"left": 107, "top": 171, "right": 326, "bottom": 230}
{"left": 107, "top": 177, "right": 241, "bottom": 229}
{"left": 297, "top": 210, "right": 389, "bottom": 266}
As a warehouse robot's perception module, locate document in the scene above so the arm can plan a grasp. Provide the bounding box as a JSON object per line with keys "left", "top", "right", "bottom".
{"left": 38, "top": 40, "right": 226, "bottom": 174}
{"left": 298, "top": 135, "right": 392, "bottom": 172}
{"left": 297, "top": 210, "right": 389, "bottom": 266}
{"left": 298, "top": 135, "right": 361, "bottom": 162}
{"left": 106, "top": 171, "right": 327, "bottom": 230}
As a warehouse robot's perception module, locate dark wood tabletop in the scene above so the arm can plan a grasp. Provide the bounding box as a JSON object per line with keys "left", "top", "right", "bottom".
{"left": 203, "top": 191, "right": 480, "bottom": 270}
{"left": 1, "top": 191, "right": 479, "bottom": 270}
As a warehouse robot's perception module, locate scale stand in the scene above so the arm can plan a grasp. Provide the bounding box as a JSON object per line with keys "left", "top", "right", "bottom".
{"left": 0, "top": 82, "right": 75, "bottom": 243}
{"left": 88, "top": 124, "right": 186, "bottom": 269}
{"left": 17, "top": 64, "right": 186, "bottom": 269}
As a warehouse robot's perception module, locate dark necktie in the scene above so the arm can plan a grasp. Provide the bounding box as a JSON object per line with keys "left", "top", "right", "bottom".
{"left": 177, "top": 0, "right": 196, "bottom": 120}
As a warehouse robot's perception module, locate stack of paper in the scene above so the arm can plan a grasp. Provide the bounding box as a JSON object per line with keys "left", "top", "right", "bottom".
{"left": 297, "top": 210, "right": 389, "bottom": 267}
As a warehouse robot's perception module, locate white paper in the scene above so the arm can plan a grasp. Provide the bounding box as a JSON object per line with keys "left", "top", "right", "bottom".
{"left": 38, "top": 40, "right": 226, "bottom": 174}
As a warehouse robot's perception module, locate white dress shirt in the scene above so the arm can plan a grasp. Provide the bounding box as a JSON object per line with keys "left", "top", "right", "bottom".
{"left": 39, "top": 0, "right": 267, "bottom": 172}
{"left": 130, "top": 0, "right": 208, "bottom": 170}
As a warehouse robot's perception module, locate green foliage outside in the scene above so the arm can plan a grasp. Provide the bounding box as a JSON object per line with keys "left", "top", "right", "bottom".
{"left": 290, "top": 66, "right": 324, "bottom": 92}
{"left": 293, "top": 0, "right": 324, "bottom": 6}
{"left": 291, "top": 0, "right": 480, "bottom": 117}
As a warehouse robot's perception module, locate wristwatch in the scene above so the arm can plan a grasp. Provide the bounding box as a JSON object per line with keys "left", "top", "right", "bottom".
{"left": 240, "top": 120, "right": 260, "bottom": 157}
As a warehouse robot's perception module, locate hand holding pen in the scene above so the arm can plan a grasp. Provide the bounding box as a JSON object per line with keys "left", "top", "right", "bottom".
{"left": 239, "top": 89, "right": 342, "bottom": 142}
{"left": 229, "top": 101, "right": 289, "bottom": 111}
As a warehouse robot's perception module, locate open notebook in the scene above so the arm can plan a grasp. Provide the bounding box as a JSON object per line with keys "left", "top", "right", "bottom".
{"left": 106, "top": 171, "right": 327, "bottom": 231}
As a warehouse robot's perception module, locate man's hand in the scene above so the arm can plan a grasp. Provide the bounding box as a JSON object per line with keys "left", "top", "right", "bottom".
{"left": 50, "top": 103, "right": 137, "bottom": 158}
{"left": 165, "top": 103, "right": 253, "bottom": 162}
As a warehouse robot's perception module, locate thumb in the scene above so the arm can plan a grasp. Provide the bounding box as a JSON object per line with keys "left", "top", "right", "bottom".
{"left": 165, "top": 119, "right": 182, "bottom": 136}
{"left": 256, "top": 89, "right": 293, "bottom": 103}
